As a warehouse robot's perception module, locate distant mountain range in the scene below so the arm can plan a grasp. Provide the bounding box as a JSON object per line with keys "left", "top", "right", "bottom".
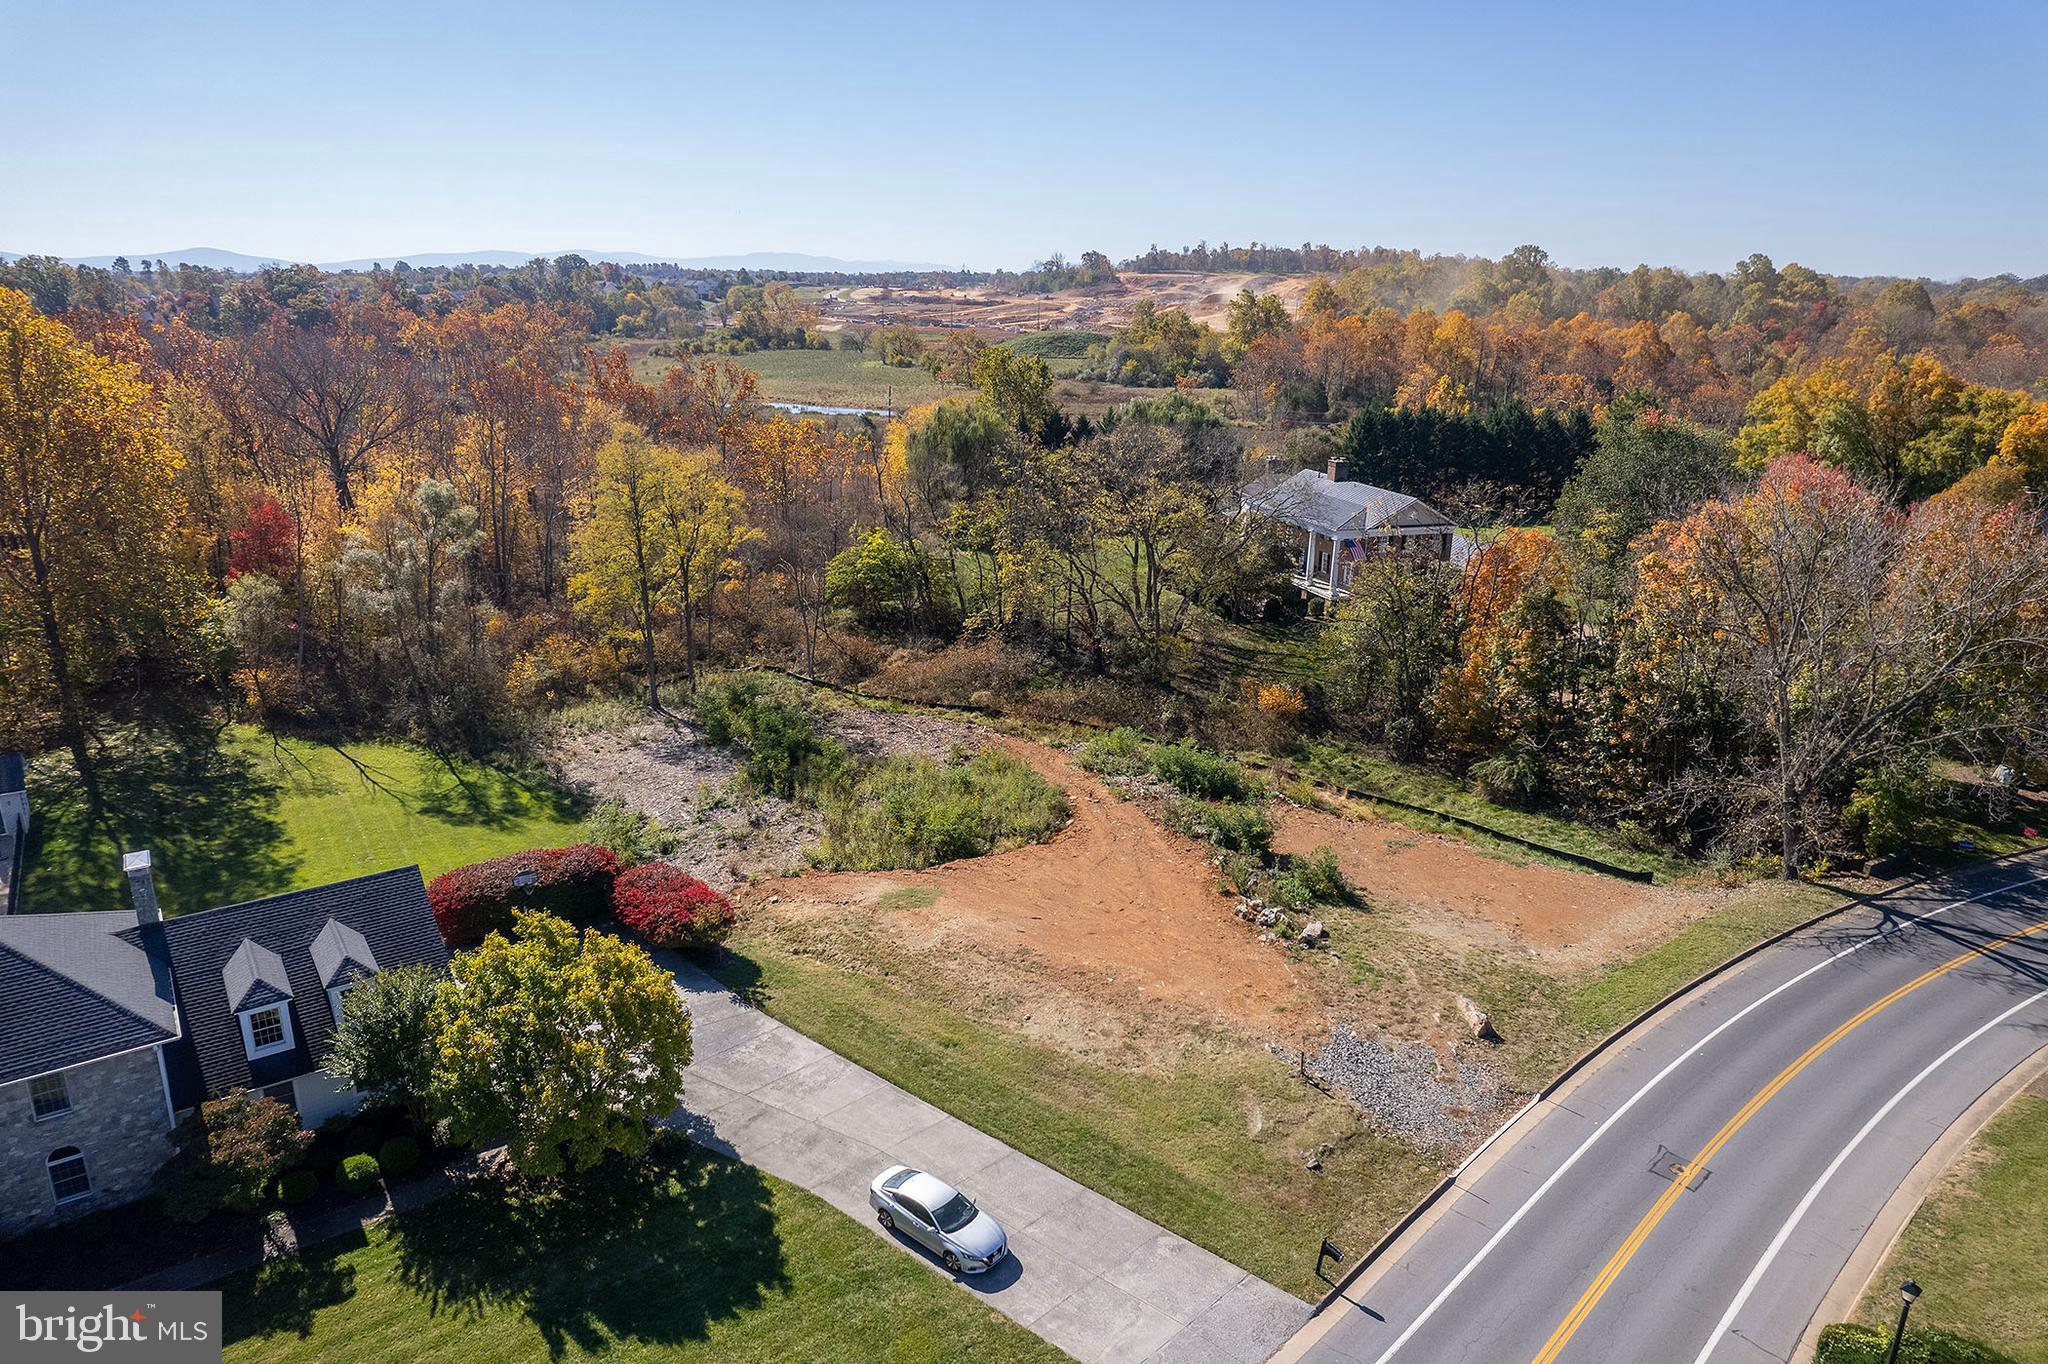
{"left": 0, "top": 247, "right": 957, "bottom": 274}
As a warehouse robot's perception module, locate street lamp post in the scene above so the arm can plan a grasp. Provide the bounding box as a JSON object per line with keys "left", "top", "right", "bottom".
{"left": 1883, "top": 1279, "right": 1921, "bottom": 1364}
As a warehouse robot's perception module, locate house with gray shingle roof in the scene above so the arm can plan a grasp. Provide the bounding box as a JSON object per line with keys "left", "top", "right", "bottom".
{"left": 0, "top": 779, "right": 448, "bottom": 1239}
{"left": 1239, "top": 458, "right": 1460, "bottom": 603}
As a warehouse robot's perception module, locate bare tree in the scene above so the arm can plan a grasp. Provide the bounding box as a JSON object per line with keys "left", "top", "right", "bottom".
{"left": 1645, "top": 457, "right": 2048, "bottom": 873}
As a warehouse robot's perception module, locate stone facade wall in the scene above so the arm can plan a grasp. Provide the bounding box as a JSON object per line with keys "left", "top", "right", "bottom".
{"left": 0, "top": 1047, "right": 174, "bottom": 1239}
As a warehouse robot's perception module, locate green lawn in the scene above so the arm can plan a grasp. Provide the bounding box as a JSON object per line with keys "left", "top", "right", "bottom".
{"left": 713, "top": 947, "right": 1445, "bottom": 1299}
{"left": 22, "top": 726, "right": 586, "bottom": 916}
{"left": 221, "top": 1141, "right": 1065, "bottom": 1364}
{"left": 1847, "top": 1093, "right": 2048, "bottom": 1363}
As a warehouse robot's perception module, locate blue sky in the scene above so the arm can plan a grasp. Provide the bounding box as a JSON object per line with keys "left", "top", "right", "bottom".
{"left": 3, "top": 0, "right": 2044, "bottom": 276}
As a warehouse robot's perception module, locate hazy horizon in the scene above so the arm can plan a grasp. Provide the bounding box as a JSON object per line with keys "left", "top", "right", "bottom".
{"left": 5, "top": 0, "right": 2046, "bottom": 279}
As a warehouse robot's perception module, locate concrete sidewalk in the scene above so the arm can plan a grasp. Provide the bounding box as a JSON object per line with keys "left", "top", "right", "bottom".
{"left": 662, "top": 959, "right": 1310, "bottom": 1364}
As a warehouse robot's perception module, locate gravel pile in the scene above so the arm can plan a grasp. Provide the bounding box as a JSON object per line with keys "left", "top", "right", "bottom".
{"left": 1299, "top": 1025, "right": 1506, "bottom": 1149}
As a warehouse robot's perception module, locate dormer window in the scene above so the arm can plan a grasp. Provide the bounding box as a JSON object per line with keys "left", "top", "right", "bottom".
{"left": 222, "top": 937, "right": 297, "bottom": 1062}
{"left": 240, "top": 1003, "right": 295, "bottom": 1058}
{"left": 310, "top": 918, "right": 380, "bottom": 1027}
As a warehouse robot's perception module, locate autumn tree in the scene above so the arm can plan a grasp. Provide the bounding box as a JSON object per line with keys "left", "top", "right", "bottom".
{"left": 236, "top": 300, "right": 431, "bottom": 514}
{"left": 1635, "top": 456, "right": 2048, "bottom": 872}
{"left": 0, "top": 289, "right": 196, "bottom": 794}
{"left": 570, "top": 425, "right": 681, "bottom": 707}
{"left": 427, "top": 910, "right": 692, "bottom": 1177}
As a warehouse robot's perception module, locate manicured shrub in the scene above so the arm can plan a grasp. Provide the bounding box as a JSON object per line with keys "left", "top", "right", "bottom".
{"left": 376, "top": 1136, "right": 420, "bottom": 1177}
{"left": 155, "top": 1090, "right": 314, "bottom": 1223}
{"left": 613, "top": 864, "right": 737, "bottom": 953}
{"left": 64, "top": 1210, "right": 115, "bottom": 1245}
{"left": 277, "top": 1170, "right": 318, "bottom": 1205}
{"left": 427, "top": 843, "right": 620, "bottom": 945}
{"left": 818, "top": 750, "right": 1070, "bottom": 871}
{"left": 336, "top": 1154, "right": 381, "bottom": 1193}
{"left": 1077, "top": 726, "right": 1153, "bottom": 779}
{"left": 1151, "top": 743, "right": 1257, "bottom": 801}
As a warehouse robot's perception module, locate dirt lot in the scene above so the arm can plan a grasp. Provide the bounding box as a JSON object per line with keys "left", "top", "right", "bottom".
{"left": 557, "top": 703, "right": 1786, "bottom": 1144}
{"left": 818, "top": 271, "right": 1316, "bottom": 334}
{"left": 733, "top": 738, "right": 1323, "bottom": 1051}
{"left": 1275, "top": 803, "right": 1721, "bottom": 971}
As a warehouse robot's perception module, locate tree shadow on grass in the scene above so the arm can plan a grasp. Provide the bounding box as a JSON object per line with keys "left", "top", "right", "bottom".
{"left": 220, "top": 1229, "right": 363, "bottom": 1344}
{"left": 402, "top": 745, "right": 589, "bottom": 833}
{"left": 388, "top": 1139, "right": 787, "bottom": 1360}
{"left": 21, "top": 716, "right": 300, "bottom": 916}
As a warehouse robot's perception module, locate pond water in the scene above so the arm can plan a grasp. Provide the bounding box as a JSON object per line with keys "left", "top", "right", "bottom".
{"left": 765, "top": 400, "right": 894, "bottom": 417}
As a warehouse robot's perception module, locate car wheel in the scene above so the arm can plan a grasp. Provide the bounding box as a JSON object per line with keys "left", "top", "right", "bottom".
{"left": 876, "top": 1209, "right": 894, "bottom": 1231}
{"left": 943, "top": 1251, "right": 962, "bottom": 1273}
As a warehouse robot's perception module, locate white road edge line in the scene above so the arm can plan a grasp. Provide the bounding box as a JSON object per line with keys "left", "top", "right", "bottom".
{"left": 1689, "top": 983, "right": 2048, "bottom": 1364}
{"left": 1362, "top": 872, "right": 2048, "bottom": 1364}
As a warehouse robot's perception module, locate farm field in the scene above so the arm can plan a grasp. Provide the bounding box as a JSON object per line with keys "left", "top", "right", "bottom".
{"left": 633, "top": 341, "right": 967, "bottom": 412}
{"left": 219, "top": 1141, "right": 1065, "bottom": 1364}
{"left": 21, "top": 726, "right": 586, "bottom": 916}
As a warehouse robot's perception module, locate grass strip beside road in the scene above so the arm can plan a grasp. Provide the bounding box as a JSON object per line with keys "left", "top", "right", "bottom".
{"left": 713, "top": 946, "right": 1446, "bottom": 1299}
{"left": 1850, "top": 1091, "right": 2048, "bottom": 1363}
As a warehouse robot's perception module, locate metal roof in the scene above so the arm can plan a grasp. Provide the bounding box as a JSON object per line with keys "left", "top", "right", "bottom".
{"left": 1240, "top": 468, "right": 1452, "bottom": 535}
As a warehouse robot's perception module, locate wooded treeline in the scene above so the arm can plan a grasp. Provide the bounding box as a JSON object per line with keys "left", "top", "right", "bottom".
{"left": 4, "top": 238, "right": 2047, "bottom": 874}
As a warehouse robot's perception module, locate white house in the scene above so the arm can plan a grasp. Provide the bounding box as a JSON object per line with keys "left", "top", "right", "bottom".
{"left": 1239, "top": 458, "right": 1461, "bottom": 602}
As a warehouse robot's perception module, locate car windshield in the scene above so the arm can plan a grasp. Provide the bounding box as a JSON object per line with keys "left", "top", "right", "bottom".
{"left": 933, "top": 1192, "right": 977, "bottom": 1233}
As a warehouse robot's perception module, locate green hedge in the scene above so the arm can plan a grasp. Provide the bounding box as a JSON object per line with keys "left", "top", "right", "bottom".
{"left": 1814, "top": 1323, "right": 2018, "bottom": 1364}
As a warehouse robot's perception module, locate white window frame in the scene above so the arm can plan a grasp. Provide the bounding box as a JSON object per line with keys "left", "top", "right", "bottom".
{"left": 47, "top": 1146, "right": 91, "bottom": 1204}
{"left": 238, "top": 1004, "right": 296, "bottom": 1060}
{"left": 29, "top": 1071, "right": 72, "bottom": 1121}
{"left": 326, "top": 980, "right": 357, "bottom": 1026}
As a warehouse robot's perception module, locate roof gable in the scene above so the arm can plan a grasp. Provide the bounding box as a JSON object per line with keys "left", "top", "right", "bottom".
{"left": 309, "top": 918, "right": 379, "bottom": 987}
{"left": 158, "top": 866, "right": 446, "bottom": 1105}
{"left": 1241, "top": 468, "right": 1452, "bottom": 534}
{"left": 0, "top": 911, "right": 178, "bottom": 1084}
{"left": 222, "top": 939, "right": 293, "bottom": 1011}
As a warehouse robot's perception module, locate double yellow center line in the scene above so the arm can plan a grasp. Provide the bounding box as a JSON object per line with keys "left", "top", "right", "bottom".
{"left": 1530, "top": 913, "right": 2048, "bottom": 1364}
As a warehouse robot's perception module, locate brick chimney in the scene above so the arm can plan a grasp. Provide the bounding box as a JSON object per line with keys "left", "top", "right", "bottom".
{"left": 123, "top": 849, "right": 161, "bottom": 924}
{"left": 1326, "top": 456, "right": 1348, "bottom": 483}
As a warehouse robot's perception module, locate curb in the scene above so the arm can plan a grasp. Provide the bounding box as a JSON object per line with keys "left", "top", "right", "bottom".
{"left": 1298, "top": 851, "right": 2044, "bottom": 1321}
{"left": 1792, "top": 1044, "right": 2048, "bottom": 1361}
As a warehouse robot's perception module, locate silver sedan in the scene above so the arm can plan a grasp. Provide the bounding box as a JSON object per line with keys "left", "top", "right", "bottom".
{"left": 868, "top": 1164, "right": 1009, "bottom": 1273}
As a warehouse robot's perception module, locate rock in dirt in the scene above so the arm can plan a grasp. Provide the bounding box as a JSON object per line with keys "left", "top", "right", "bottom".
{"left": 1456, "top": 995, "right": 1501, "bottom": 1043}
{"left": 1299, "top": 919, "right": 1327, "bottom": 946}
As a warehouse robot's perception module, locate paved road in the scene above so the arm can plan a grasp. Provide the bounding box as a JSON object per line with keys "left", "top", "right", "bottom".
{"left": 1284, "top": 856, "right": 2048, "bottom": 1364}
{"left": 656, "top": 958, "right": 1311, "bottom": 1364}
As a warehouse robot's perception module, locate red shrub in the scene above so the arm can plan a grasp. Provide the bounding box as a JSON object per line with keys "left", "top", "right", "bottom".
{"left": 427, "top": 843, "right": 621, "bottom": 946}
{"left": 613, "top": 864, "right": 736, "bottom": 954}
